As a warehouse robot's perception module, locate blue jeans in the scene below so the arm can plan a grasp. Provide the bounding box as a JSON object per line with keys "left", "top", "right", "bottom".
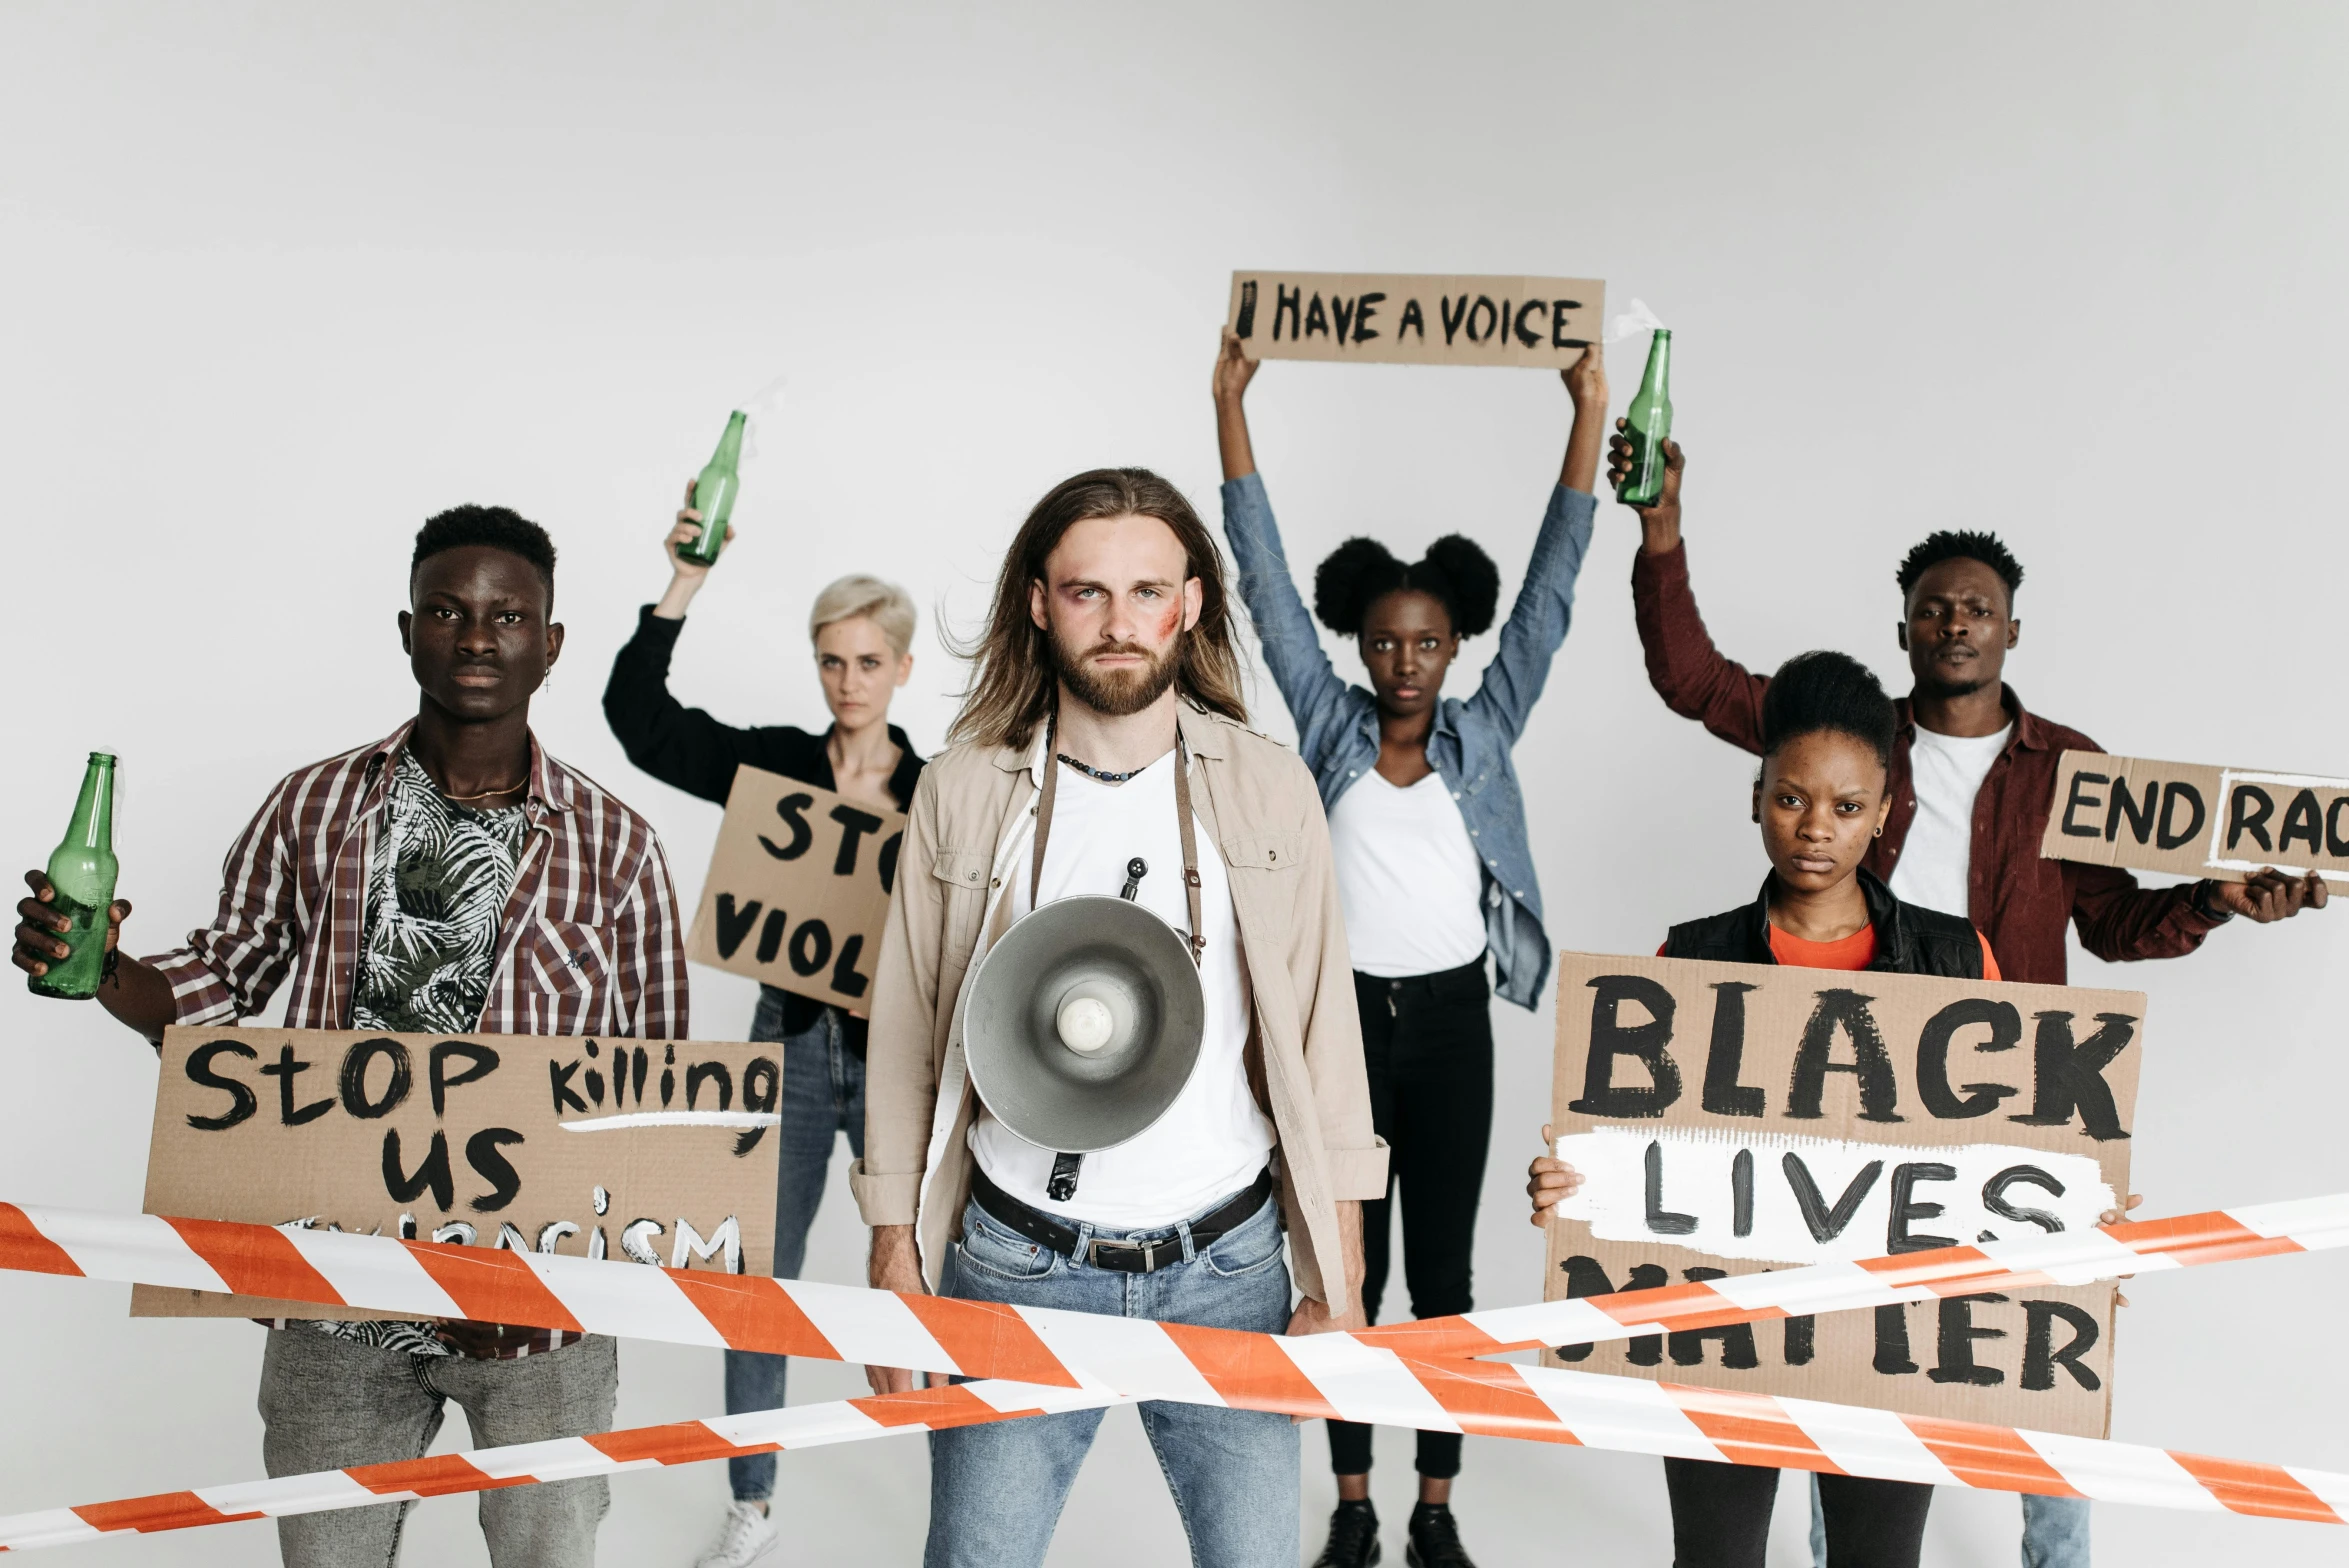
{"left": 2021, "top": 1494, "right": 2090, "bottom": 1566}
{"left": 1805, "top": 1477, "right": 2088, "bottom": 1566}
{"left": 723, "top": 992, "right": 866, "bottom": 1502}
{"left": 924, "top": 1188, "right": 1299, "bottom": 1568}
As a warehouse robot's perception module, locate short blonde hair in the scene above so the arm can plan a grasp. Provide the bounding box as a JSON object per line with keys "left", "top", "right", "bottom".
{"left": 809, "top": 574, "right": 917, "bottom": 659}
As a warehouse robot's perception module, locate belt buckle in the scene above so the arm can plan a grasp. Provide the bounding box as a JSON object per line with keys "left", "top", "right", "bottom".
{"left": 1089, "top": 1236, "right": 1159, "bottom": 1273}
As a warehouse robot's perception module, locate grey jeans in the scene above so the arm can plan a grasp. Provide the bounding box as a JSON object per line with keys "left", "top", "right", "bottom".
{"left": 257, "top": 1327, "right": 618, "bottom": 1567}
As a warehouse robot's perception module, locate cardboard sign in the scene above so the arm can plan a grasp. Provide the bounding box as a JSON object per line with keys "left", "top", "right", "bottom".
{"left": 1542, "top": 952, "right": 2144, "bottom": 1439}
{"left": 2040, "top": 749, "right": 2349, "bottom": 884}
{"left": 686, "top": 768, "right": 905, "bottom": 1008}
{"left": 1224, "top": 271, "right": 1604, "bottom": 369}
{"left": 136, "top": 1027, "right": 782, "bottom": 1322}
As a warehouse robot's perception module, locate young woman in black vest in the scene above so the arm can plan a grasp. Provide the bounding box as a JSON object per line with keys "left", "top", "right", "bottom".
{"left": 1527, "top": 650, "right": 1996, "bottom": 1568}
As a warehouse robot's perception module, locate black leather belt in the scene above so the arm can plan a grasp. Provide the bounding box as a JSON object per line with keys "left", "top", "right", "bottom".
{"left": 969, "top": 1166, "right": 1274, "bottom": 1275}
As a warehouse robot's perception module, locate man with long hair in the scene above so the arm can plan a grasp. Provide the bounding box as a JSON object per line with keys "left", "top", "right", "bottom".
{"left": 851, "top": 468, "right": 1385, "bottom": 1568}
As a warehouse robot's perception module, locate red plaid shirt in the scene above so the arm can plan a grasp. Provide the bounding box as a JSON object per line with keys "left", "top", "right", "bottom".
{"left": 146, "top": 720, "right": 690, "bottom": 1356}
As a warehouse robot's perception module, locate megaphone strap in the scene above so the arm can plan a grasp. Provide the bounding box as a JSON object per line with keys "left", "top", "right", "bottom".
{"left": 1032, "top": 714, "right": 1206, "bottom": 970}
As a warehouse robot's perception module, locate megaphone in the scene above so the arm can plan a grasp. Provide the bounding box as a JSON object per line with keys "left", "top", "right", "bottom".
{"left": 963, "top": 866, "right": 1206, "bottom": 1164}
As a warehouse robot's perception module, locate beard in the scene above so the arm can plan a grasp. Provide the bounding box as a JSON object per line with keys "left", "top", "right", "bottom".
{"left": 1914, "top": 669, "right": 1993, "bottom": 701}
{"left": 1050, "top": 627, "right": 1182, "bottom": 718}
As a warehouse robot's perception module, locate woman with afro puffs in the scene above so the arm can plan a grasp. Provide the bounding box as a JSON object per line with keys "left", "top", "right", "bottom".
{"left": 1213, "top": 330, "right": 1609, "bottom": 1568}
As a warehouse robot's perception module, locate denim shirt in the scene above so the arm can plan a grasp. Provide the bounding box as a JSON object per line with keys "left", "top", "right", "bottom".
{"left": 1219, "top": 471, "right": 1596, "bottom": 1010}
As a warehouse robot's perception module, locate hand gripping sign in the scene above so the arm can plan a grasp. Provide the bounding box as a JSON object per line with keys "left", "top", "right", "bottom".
{"left": 1, "top": 1189, "right": 2347, "bottom": 1548}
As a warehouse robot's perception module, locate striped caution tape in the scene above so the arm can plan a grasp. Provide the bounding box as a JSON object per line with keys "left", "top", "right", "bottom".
{"left": 0, "top": 1190, "right": 2344, "bottom": 1549}
{"left": 0, "top": 1379, "right": 1133, "bottom": 1551}
{"left": 10, "top": 1352, "right": 2347, "bottom": 1550}
{"left": 6, "top": 1192, "right": 2341, "bottom": 1382}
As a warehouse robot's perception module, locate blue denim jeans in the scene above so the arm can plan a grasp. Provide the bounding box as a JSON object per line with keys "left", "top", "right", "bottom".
{"left": 924, "top": 1187, "right": 1299, "bottom": 1568}
{"left": 723, "top": 992, "right": 866, "bottom": 1502}
{"left": 1805, "top": 1476, "right": 2088, "bottom": 1566}
{"left": 2021, "top": 1494, "right": 2089, "bottom": 1567}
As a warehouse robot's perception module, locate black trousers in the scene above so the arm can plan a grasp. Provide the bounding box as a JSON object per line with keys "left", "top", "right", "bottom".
{"left": 1328, "top": 960, "right": 1493, "bottom": 1480}
{"left": 1664, "top": 1459, "right": 1933, "bottom": 1568}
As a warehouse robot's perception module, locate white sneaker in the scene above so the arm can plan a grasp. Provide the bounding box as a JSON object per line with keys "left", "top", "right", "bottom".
{"left": 695, "top": 1501, "right": 779, "bottom": 1567}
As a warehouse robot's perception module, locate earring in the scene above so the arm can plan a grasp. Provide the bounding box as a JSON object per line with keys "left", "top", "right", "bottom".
{"left": 1872, "top": 826, "right": 1883, "bottom": 838}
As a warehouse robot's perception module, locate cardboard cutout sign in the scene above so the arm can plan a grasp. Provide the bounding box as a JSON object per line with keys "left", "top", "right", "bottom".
{"left": 686, "top": 768, "right": 905, "bottom": 1008}
{"left": 2040, "top": 749, "right": 2349, "bottom": 884}
{"left": 1224, "top": 271, "right": 1604, "bottom": 369}
{"left": 1542, "top": 952, "right": 2143, "bottom": 1439}
{"left": 137, "top": 1027, "right": 781, "bottom": 1321}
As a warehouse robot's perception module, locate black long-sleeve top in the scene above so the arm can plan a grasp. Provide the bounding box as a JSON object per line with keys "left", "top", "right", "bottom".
{"left": 603, "top": 604, "right": 926, "bottom": 1049}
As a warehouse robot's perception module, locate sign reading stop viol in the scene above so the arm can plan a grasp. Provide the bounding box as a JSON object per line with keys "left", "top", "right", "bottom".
{"left": 686, "top": 767, "right": 906, "bottom": 1010}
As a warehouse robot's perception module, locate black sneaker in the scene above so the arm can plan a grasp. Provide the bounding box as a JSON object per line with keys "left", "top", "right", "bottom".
{"left": 1405, "top": 1502, "right": 1476, "bottom": 1568}
{"left": 1311, "top": 1499, "right": 1381, "bottom": 1568}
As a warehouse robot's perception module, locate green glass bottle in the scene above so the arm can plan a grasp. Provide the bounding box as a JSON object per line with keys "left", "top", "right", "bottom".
{"left": 676, "top": 411, "right": 747, "bottom": 568}
{"left": 1617, "top": 329, "right": 1674, "bottom": 507}
{"left": 31, "top": 752, "right": 119, "bottom": 1000}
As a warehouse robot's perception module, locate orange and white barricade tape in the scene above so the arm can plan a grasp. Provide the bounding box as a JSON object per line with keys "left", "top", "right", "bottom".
{"left": 0, "top": 1381, "right": 1133, "bottom": 1551}
{"left": 1, "top": 1190, "right": 2345, "bottom": 1549}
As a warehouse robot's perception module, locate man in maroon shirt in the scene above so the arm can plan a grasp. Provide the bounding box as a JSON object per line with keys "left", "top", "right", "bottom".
{"left": 1612, "top": 433, "right": 2323, "bottom": 1568}
{"left": 1616, "top": 436, "right": 2323, "bottom": 986}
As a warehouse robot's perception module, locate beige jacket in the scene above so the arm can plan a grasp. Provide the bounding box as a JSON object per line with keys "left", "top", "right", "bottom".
{"left": 848, "top": 705, "right": 1388, "bottom": 1313}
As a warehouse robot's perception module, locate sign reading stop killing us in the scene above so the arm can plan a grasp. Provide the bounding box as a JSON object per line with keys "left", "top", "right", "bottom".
{"left": 2040, "top": 749, "right": 2349, "bottom": 884}
{"left": 1224, "top": 271, "right": 1605, "bottom": 369}
{"left": 686, "top": 768, "right": 905, "bottom": 1008}
{"left": 1542, "top": 952, "right": 2144, "bottom": 1439}
{"left": 136, "top": 1027, "right": 782, "bottom": 1322}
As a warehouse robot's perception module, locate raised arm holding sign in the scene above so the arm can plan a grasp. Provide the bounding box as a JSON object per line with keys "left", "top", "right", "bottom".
{"left": 1215, "top": 325, "right": 1606, "bottom": 1563}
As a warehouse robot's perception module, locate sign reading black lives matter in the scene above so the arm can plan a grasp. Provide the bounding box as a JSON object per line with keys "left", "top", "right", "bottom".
{"left": 137, "top": 1028, "right": 782, "bottom": 1322}
{"left": 1542, "top": 953, "right": 2142, "bottom": 1439}
{"left": 2040, "top": 749, "right": 2349, "bottom": 885}
{"left": 687, "top": 768, "right": 906, "bottom": 1009}
{"left": 1225, "top": 271, "right": 1605, "bottom": 369}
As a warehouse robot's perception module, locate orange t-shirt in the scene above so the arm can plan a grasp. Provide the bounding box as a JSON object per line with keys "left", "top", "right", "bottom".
{"left": 1657, "top": 925, "right": 2002, "bottom": 979}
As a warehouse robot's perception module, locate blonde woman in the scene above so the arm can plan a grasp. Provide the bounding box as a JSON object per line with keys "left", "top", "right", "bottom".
{"left": 602, "top": 486, "right": 923, "bottom": 1568}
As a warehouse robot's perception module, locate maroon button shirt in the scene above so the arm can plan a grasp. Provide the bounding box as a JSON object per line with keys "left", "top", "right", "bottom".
{"left": 1631, "top": 542, "right": 2220, "bottom": 986}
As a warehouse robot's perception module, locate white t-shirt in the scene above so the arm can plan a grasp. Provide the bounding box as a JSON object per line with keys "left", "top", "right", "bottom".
{"left": 967, "top": 754, "right": 1274, "bottom": 1228}
{"left": 1889, "top": 723, "right": 2012, "bottom": 918}
{"left": 1328, "top": 769, "right": 1488, "bottom": 977}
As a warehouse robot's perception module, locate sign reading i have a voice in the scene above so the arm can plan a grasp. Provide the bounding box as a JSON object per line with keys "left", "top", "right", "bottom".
{"left": 686, "top": 769, "right": 905, "bottom": 1008}
{"left": 135, "top": 1027, "right": 782, "bottom": 1323}
{"left": 1542, "top": 953, "right": 2143, "bottom": 1440}
{"left": 1224, "top": 271, "right": 1605, "bottom": 369}
{"left": 2040, "top": 749, "right": 2349, "bottom": 884}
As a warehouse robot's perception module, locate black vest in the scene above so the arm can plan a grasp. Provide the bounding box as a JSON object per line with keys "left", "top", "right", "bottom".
{"left": 1662, "top": 869, "right": 1983, "bottom": 979}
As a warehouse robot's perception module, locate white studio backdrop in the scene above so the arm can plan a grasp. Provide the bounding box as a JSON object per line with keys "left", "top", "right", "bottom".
{"left": 3, "top": 4, "right": 2346, "bottom": 1564}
